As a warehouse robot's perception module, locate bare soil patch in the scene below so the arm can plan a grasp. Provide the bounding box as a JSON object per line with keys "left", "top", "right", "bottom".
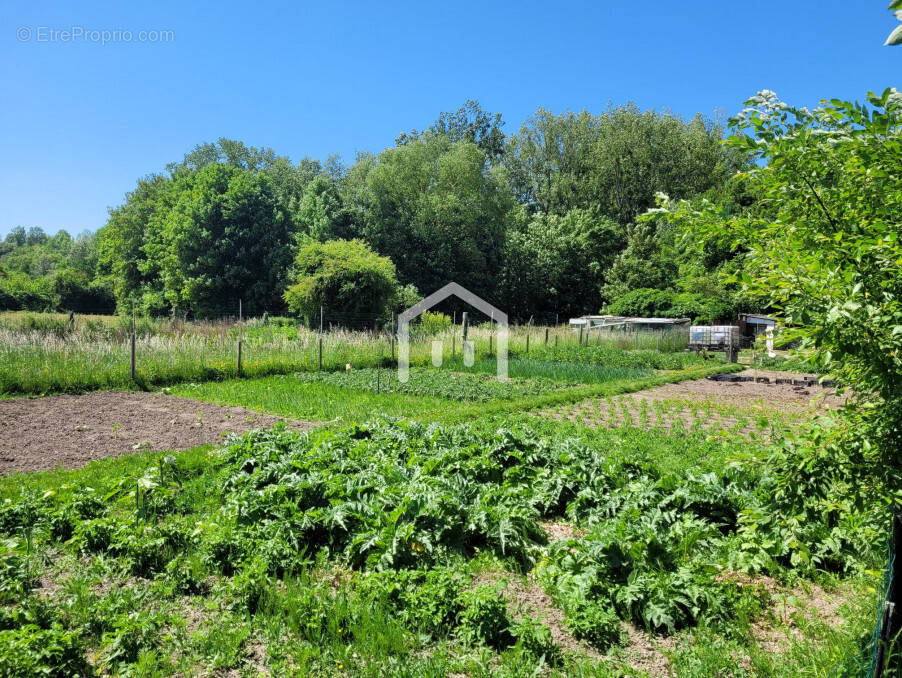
{"left": 751, "top": 582, "right": 849, "bottom": 653}
{"left": 475, "top": 571, "right": 602, "bottom": 659}
{"left": 539, "top": 521, "right": 583, "bottom": 541}
{"left": 642, "top": 369, "right": 845, "bottom": 409}
{"left": 0, "top": 391, "right": 316, "bottom": 474}
{"left": 542, "top": 370, "right": 843, "bottom": 437}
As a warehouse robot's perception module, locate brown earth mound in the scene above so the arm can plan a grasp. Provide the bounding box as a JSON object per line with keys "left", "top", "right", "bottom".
{"left": 0, "top": 391, "right": 315, "bottom": 474}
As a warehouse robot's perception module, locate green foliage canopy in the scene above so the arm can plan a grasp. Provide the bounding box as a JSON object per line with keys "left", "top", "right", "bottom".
{"left": 659, "top": 88, "right": 902, "bottom": 451}
{"left": 142, "top": 163, "right": 293, "bottom": 317}
{"left": 283, "top": 239, "right": 399, "bottom": 323}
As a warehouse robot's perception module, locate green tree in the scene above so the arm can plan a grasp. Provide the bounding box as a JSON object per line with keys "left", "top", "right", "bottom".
{"left": 660, "top": 88, "right": 902, "bottom": 451}
{"left": 284, "top": 239, "right": 399, "bottom": 324}
{"left": 345, "top": 135, "right": 510, "bottom": 300}
{"left": 504, "top": 109, "right": 597, "bottom": 215}
{"left": 296, "top": 174, "right": 352, "bottom": 241}
{"left": 504, "top": 105, "right": 745, "bottom": 223}
{"left": 601, "top": 218, "right": 677, "bottom": 303}
{"left": 98, "top": 175, "right": 172, "bottom": 310}
{"left": 499, "top": 208, "right": 623, "bottom": 320}
{"left": 887, "top": 0, "right": 902, "bottom": 45}
{"left": 397, "top": 100, "right": 505, "bottom": 164}
{"left": 144, "top": 164, "right": 293, "bottom": 317}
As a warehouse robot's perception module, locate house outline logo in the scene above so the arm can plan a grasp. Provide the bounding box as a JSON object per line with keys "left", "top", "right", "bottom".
{"left": 397, "top": 282, "right": 508, "bottom": 383}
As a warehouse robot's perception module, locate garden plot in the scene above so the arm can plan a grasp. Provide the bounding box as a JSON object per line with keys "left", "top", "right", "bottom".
{"left": 0, "top": 392, "right": 315, "bottom": 474}
{"left": 542, "top": 370, "right": 843, "bottom": 437}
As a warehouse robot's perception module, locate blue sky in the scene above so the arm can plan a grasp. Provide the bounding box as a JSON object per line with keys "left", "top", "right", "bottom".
{"left": 1, "top": 1, "right": 899, "bottom": 237}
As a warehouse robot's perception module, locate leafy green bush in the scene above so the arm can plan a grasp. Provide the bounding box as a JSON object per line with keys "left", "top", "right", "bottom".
{"left": 606, "top": 288, "right": 676, "bottom": 317}
{"left": 357, "top": 568, "right": 464, "bottom": 637}
{"left": 284, "top": 239, "right": 399, "bottom": 324}
{"left": 559, "top": 598, "right": 623, "bottom": 650}
{"left": 0, "top": 626, "right": 94, "bottom": 677}
{"left": 456, "top": 584, "right": 512, "bottom": 648}
{"left": 0, "top": 271, "right": 57, "bottom": 311}
{"left": 606, "top": 287, "right": 736, "bottom": 324}
{"left": 101, "top": 613, "right": 161, "bottom": 670}
{"left": 418, "top": 311, "right": 451, "bottom": 335}
{"left": 0, "top": 539, "right": 36, "bottom": 605}
{"left": 211, "top": 422, "right": 546, "bottom": 570}
{"left": 510, "top": 616, "right": 560, "bottom": 664}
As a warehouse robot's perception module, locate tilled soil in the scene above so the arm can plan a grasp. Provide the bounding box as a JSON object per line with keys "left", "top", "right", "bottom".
{"left": 0, "top": 391, "right": 316, "bottom": 474}
{"left": 645, "top": 369, "right": 845, "bottom": 408}
{"left": 542, "top": 370, "right": 844, "bottom": 437}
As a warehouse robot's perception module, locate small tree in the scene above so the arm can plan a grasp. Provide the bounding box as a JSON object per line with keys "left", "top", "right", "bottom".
{"left": 284, "top": 239, "right": 399, "bottom": 325}
{"left": 659, "top": 88, "right": 902, "bottom": 458}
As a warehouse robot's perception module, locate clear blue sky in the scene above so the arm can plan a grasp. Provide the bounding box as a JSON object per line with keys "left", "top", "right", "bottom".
{"left": 1, "top": 1, "right": 899, "bottom": 237}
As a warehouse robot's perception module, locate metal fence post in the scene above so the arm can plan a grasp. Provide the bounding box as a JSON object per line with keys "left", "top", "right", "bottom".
{"left": 130, "top": 309, "right": 136, "bottom": 382}
{"left": 875, "top": 512, "right": 902, "bottom": 677}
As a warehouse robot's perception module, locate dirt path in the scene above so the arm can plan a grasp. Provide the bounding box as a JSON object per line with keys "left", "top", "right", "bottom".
{"left": 0, "top": 391, "right": 316, "bottom": 474}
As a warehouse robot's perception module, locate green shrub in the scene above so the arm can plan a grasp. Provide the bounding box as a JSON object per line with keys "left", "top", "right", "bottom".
{"left": 606, "top": 287, "right": 736, "bottom": 324}
{"left": 510, "top": 616, "right": 560, "bottom": 664}
{"left": 0, "top": 540, "right": 37, "bottom": 605}
{"left": 607, "top": 288, "right": 676, "bottom": 317}
{"left": 562, "top": 598, "right": 623, "bottom": 650}
{"left": 284, "top": 239, "right": 399, "bottom": 325}
{"left": 457, "top": 584, "right": 512, "bottom": 648}
{"left": 418, "top": 311, "right": 451, "bottom": 335}
{"left": 0, "top": 626, "right": 94, "bottom": 677}
{"left": 101, "top": 613, "right": 161, "bottom": 670}
{"left": 357, "top": 568, "right": 464, "bottom": 637}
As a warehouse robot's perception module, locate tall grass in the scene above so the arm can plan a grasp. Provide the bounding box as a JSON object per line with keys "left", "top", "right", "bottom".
{"left": 0, "top": 312, "right": 696, "bottom": 395}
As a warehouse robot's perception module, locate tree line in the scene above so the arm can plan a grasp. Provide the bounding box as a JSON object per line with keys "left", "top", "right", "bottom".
{"left": 1, "top": 100, "right": 757, "bottom": 322}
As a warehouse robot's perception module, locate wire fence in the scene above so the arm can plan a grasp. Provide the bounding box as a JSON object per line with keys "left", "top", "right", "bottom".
{"left": 868, "top": 513, "right": 901, "bottom": 678}
{"left": 0, "top": 306, "right": 694, "bottom": 395}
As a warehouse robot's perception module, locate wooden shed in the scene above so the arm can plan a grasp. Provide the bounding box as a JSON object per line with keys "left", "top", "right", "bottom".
{"left": 737, "top": 313, "right": 777, "bottom": 347}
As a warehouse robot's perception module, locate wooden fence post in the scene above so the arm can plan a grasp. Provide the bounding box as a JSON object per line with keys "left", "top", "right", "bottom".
{"left": 544, "top": 327, "right": 549, "bottom": 346}
{"left": 318, "top": 336, "right": 323, "bottom": 371}
{"left": 526, "top": 334, "right": 530, "bottom": 354}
